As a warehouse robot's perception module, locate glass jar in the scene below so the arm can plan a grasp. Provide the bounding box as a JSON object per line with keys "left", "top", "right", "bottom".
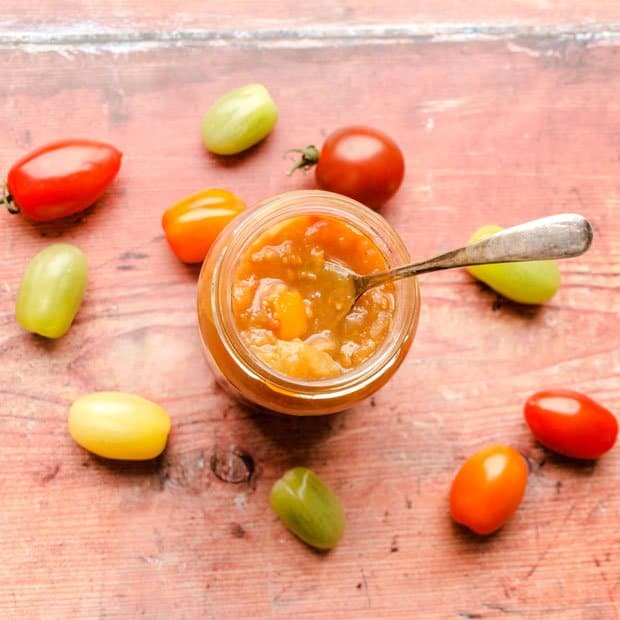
{"left": 197, "top": 190, "right": 420, "bottom": 415}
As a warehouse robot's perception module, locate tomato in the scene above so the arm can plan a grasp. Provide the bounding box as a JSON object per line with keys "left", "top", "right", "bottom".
{"left": 162, "top": 188, "right": 246, "bottom": 263}
{"left": 524, "top": 389, "right": 618, "bottom": 459}
{"left": 270, "top": 467, "right": 345, "bottom": 550}
{"left": 450, "top": 445, "right": 528, "bottom": 535}
{"left": 201, "top": 84, "right": 278, "bottom": 155}
{"left": 467, "top": 225, "right": 561, "bottom": 304}
{"left": 16, "top": 243, "right": 88, "bottom": 338}
{"left": 68, "top": 392, "right": 171, "bottom": 460}
{"left": 288, "top": 126, "right": 405, "bottom": 208}
{"left": 5, "top": 139, "right": 122, "bottom": 222}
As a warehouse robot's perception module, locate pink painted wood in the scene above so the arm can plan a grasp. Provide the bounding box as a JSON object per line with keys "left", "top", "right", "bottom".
{"left": 0, "top": 4, "right": 618, "bottom": 618}
{"left": 3, "top": 1, "right": 620, "bottom": 27}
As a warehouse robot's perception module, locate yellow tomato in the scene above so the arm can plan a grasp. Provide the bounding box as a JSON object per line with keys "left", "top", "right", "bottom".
{"left": 68, "top": 392, "right": 171, "bottom": 460}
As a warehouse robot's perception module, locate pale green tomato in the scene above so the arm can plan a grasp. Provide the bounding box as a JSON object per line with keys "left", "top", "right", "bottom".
{"left": 16, "top": 243, "right": 88, "bottom": 338}
{"left": 68, "top": 392, "right": 171, "bottom": 460}
{"left": 201, "top": 83, "right": 278, "bottom": 155}
{"left": 467, "top": 224, "right": 561, "bottom": 304}
{"left": 270, "top": 467, "right": 345, "bottom": 550}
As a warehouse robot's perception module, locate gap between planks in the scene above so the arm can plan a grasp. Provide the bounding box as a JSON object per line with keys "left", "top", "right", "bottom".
{"left": 0, "top": 22, "right": 619, "bottom": 52}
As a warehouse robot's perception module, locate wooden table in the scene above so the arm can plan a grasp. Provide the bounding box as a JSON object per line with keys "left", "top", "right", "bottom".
{"left": 1, "top": 3, "right": 619, "bottom": 618}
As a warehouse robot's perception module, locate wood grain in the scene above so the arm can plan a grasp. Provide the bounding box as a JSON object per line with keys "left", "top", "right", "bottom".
{"left": 0, "top": 9, "right": 619, "bottom": 620}
{"left": 2, "top": 0, "right": 620, "bottom": 28}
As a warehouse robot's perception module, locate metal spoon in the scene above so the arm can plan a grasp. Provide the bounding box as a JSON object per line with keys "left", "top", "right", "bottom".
{"left": 325, "top": 213, "right": 593, "bottom": 316}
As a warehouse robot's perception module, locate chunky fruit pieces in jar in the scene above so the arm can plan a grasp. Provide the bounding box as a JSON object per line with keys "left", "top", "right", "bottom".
{"left": 232, "top": 215, "right": 394, "bottom": 380}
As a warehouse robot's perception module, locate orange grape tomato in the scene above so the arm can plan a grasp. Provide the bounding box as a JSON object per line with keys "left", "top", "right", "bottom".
{"left": 449, "top": 445, "right": 528, "bottom": 535}
{"left": 162, "top": 188, "right": 246, "bottom": 263}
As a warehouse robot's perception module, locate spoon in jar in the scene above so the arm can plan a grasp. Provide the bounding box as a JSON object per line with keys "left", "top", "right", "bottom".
{"left": 324, "top": 213, "right": 593, "bottom": 320}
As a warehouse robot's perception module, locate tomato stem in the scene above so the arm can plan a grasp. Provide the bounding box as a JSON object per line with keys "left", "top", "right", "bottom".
{"left": 286, "top": 145, "right": 320, "bottom": 176}
{"left": 1, "top": 185, "right": 19, "bottom": 215}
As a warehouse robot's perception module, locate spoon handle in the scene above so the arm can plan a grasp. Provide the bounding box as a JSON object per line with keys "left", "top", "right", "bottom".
{"left": 364, "top": 213, "right": 593, "bottom": 289}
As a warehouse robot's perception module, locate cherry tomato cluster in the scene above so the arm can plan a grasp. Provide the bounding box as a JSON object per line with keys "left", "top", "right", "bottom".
{"left": 2, "top": 83, "right": 408, "bottom": 552}
{"left": 4, "top": 140, "right": 122, "bottom": 338}
{"left": 3, "top": 82, "right": 615, "bottom": 553}
{"left": 164, "top": 86, "right": 406, "bottom": 264}
{"left": 5, "top": 83, "right": 406, "bottom": 337}
{"left": 450, "top": 389, "right": 617, "bottom": 535}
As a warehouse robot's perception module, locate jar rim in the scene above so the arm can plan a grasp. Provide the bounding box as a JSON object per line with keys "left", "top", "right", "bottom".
{"left": 209, "top": 190, "right": 419, "bottom": 401}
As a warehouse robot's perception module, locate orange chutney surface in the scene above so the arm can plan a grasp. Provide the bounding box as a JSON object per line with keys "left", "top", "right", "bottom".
{"left": 232, "top": 215, "right": 395, "bottom": 380}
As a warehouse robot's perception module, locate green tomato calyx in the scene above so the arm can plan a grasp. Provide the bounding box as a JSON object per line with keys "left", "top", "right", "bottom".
{"left": 286, "top": 145, "right": 320, "bottom": 176}
{"left": 2, "top": 185, "right": 19, "bottom": 214}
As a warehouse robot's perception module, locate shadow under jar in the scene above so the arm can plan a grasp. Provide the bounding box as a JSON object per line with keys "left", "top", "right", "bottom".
{"left": 197, "top": 190, "right": 420, "bottom": 415}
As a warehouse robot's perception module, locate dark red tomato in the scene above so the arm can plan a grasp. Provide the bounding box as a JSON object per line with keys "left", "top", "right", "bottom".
{"left": 524, "top": 389, "right": 618, "bottom": 459}
{"left": 5, "top": 139, "right": 122, "bottom": 222}
{"left": 288, "top": 126, "right": 404, "bottom": 208}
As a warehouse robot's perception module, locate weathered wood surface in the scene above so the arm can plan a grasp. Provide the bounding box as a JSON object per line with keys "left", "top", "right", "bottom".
{"left": 3, "top": 1, "right": 620, "bottom": 27}
{"left": 0, "top": 5, "right": 619, "bottom": 619}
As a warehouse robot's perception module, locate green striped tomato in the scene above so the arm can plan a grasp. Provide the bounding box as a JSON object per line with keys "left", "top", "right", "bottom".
{"left": 16, "top": 243, "right": 88, "bottom": 338}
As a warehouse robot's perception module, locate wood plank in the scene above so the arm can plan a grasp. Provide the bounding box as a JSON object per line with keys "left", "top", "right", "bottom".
{"left": 0, "top": 31, "right": 618, "bottom": 620}
{"left": 1, "top": 0, "right": 620, "bottom": 28}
